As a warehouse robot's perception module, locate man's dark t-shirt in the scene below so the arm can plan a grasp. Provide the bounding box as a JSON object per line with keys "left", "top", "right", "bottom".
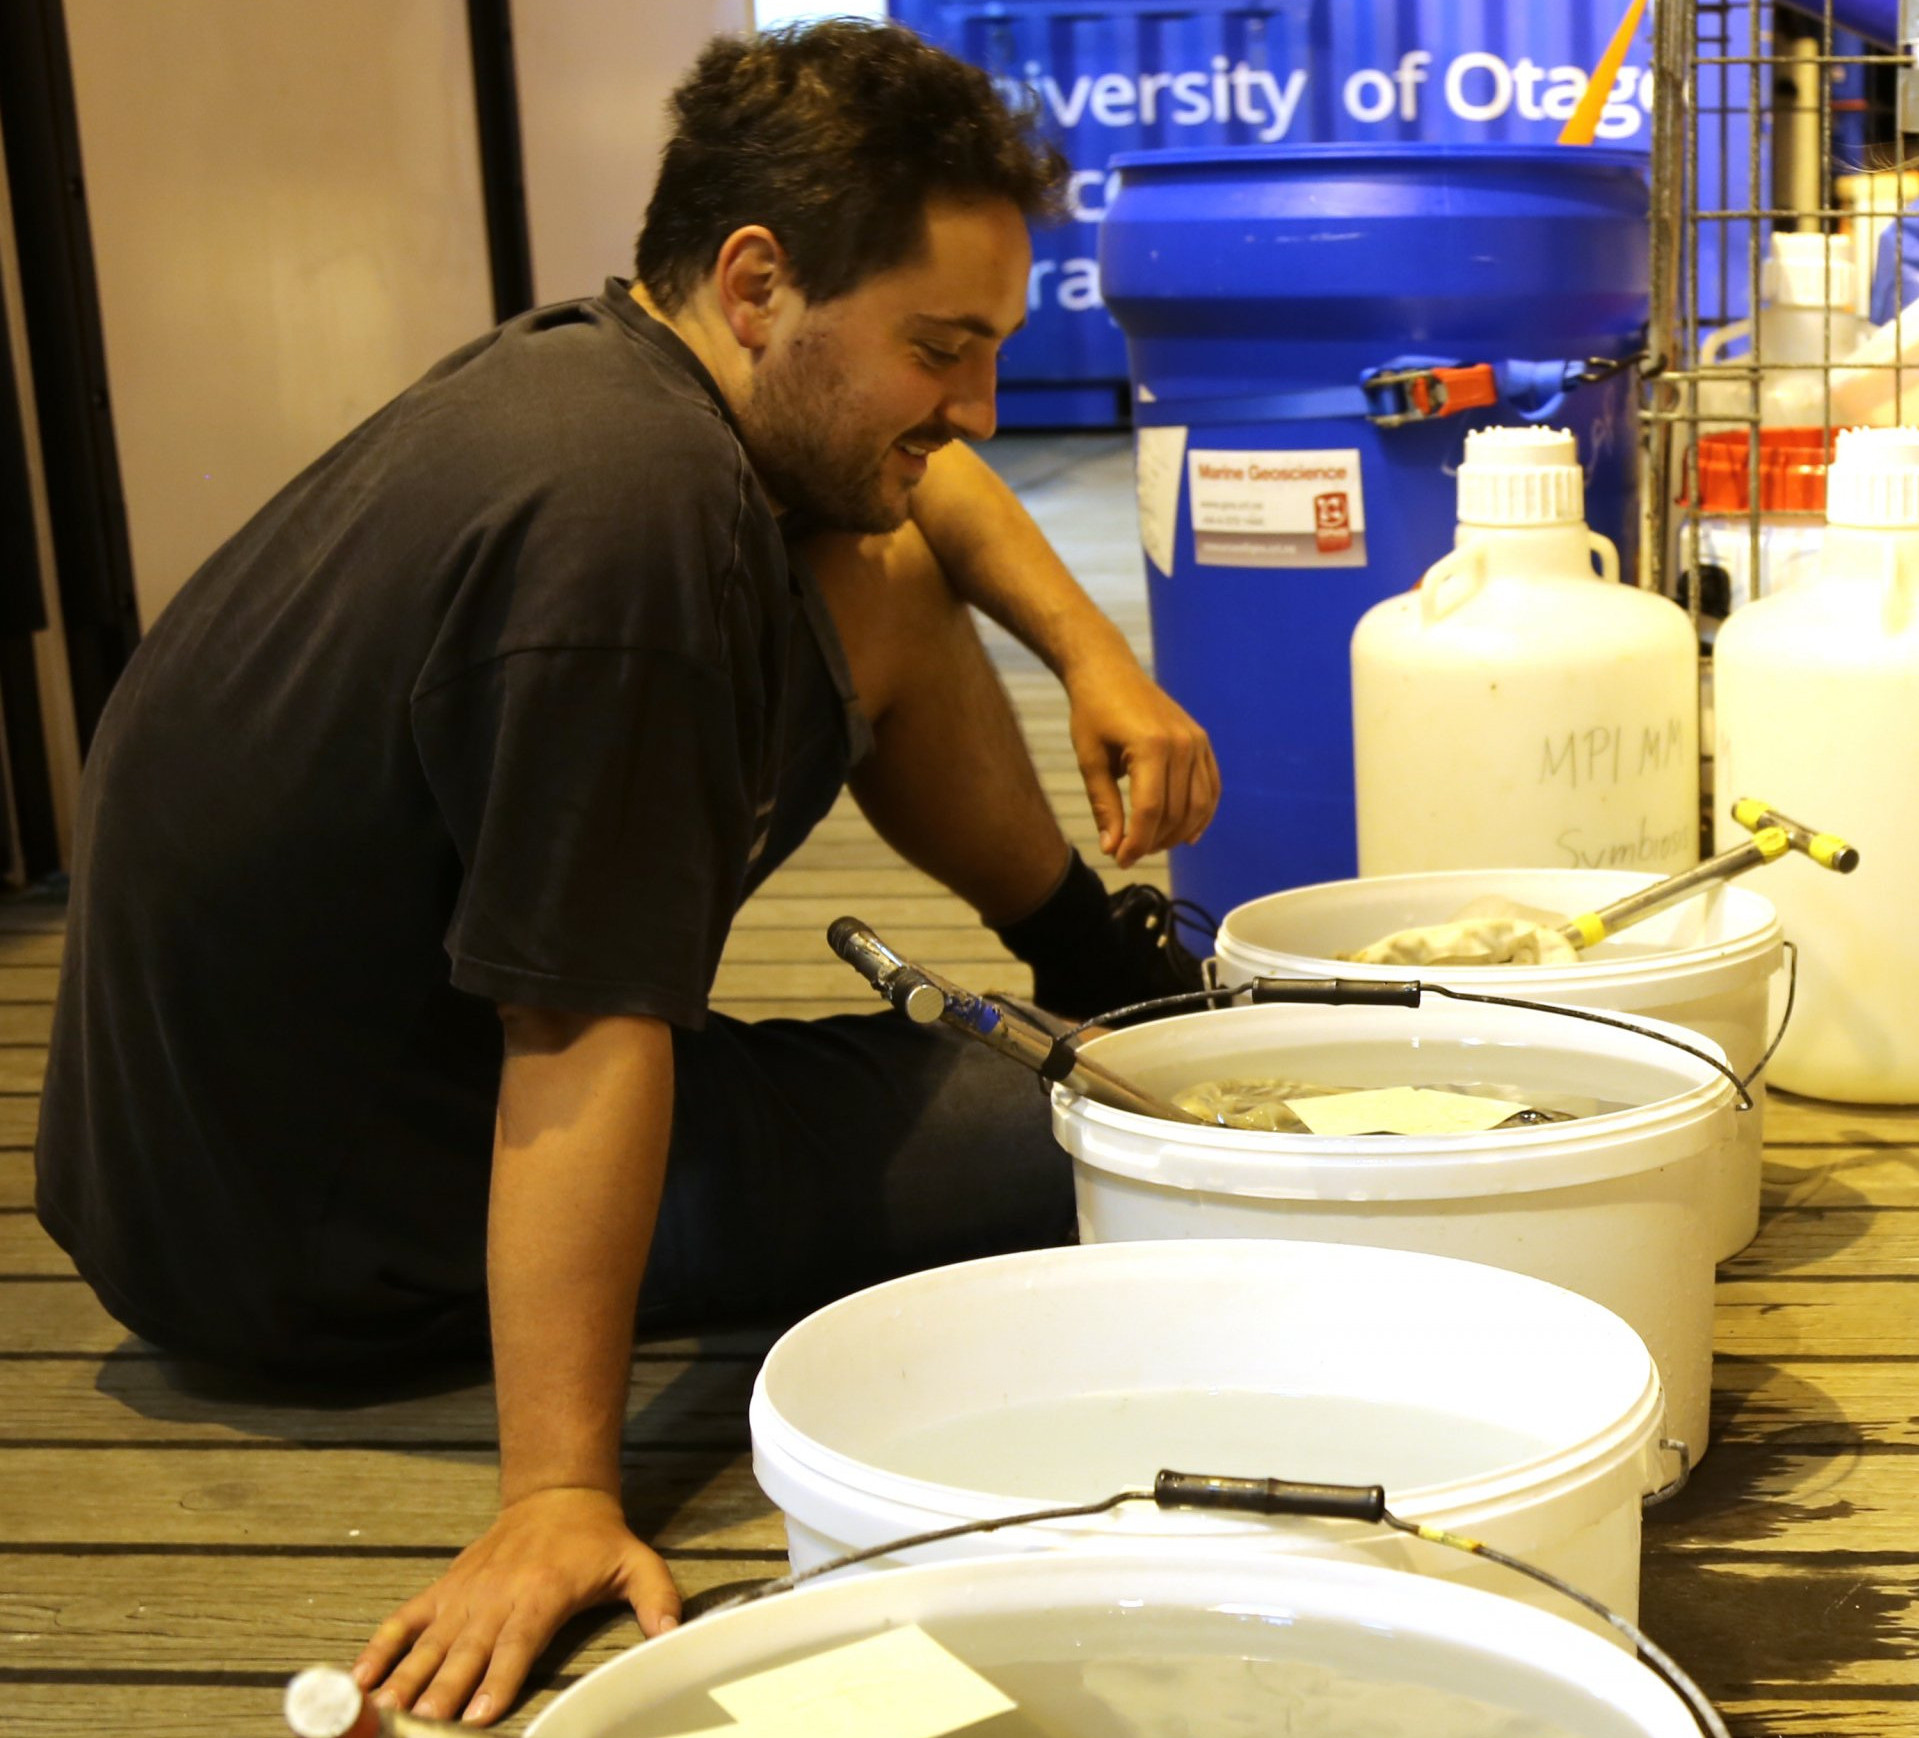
{"left": 34, "top": 283, "right": 852, "bottom": 1368}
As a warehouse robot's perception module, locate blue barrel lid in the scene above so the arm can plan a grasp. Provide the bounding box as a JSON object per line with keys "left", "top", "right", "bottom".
{"left": 1109, "top": 140, "right": 1650, "bottom": 173}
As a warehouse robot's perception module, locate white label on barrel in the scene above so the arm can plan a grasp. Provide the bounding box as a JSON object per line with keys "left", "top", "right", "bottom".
{"left": 1188, "top": 447, "right": 1367, "bottom": 568}
{"left": 705, "top": 1623, "right": 1016, "bottom": 1737}
{"left": 1135, "top": 425, "right": 1187, "bottom": 577}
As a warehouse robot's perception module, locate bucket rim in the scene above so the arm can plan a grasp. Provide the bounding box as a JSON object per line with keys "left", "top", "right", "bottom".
{"left": 526, "top": 1545, "right": 1698, "bottom": 1738}
{"left": 1109, "top": 140, "right": 1652, "bottom": 173}
{"left": 749, "top": 1375, "right": 1665, "bottom": 1538}
{"left": 1055, "top": 1085, "right": 1731, "bottom": 1196}
{"left": 748, "top": 1239, "right": 1666, "bottom": 1528}
{"left": 1051, "top": 1001, "right": 1736, "bottom": 1199}
{"left": 1214, "top": 868, "right": 1786, "bottom": 995}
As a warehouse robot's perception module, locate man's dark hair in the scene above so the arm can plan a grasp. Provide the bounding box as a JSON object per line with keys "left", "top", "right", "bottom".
{"left": 637, "top": 20, "right": 1067, "bottom": 313}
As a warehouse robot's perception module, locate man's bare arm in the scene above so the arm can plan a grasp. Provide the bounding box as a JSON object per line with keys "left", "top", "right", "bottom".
{"left": 911, "top": 442, "right": 1218, "bottom": 867}
{"left": 352, "top": 1008, "right": 681, "bottom": 1726}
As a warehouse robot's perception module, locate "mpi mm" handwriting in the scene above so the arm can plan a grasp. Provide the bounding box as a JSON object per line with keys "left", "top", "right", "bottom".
{"left": 1540, "top": 716, "right": 1686, "bottom": 789}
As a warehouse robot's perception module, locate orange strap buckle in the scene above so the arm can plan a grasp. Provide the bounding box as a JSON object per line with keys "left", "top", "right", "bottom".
{"left": 1367, "top": 362, "right": 1502, "bottom": 427}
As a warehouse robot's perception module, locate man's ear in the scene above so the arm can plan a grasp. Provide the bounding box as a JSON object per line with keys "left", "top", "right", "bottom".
{"left": 712, "top": 226, "right": 790, "bottom": 354}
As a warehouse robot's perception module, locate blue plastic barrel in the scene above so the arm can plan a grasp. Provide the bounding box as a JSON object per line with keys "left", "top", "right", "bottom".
{"left": 1100, "top": 142, "right": 1649, "bottom": 918}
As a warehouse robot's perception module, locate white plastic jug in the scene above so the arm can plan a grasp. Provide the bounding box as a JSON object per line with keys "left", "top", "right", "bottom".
{"left": 1352, "top": 427, "right": 1700, "bottom": 877}
{"left": 1821, "top": 304, "right": 1919, "bottom": 429}
{"left": 1697, "top": 232, "right": 1865, "bottom": 427}
{"left": 1714, "top": 425, "right": 1919, "bottom": 1101}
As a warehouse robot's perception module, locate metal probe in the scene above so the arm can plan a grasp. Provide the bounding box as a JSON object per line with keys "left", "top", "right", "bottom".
{"left": 1553, "top": 827, "right": 1791, "bottom": 950}
{"left": 1730, "top": 797, "right": 1860, "bottom": 873}
{"left": 824, "top": 916, "right": 948, "bottom": 1022}
{"left": 827, "top": 917, "right": 1209, "bottom": 1123}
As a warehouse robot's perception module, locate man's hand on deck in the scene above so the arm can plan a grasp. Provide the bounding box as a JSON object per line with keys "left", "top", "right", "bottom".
{"left": 1065, "top": 647, "right": 1219, "bottom": 870}
{"left": 352, "top": 1485, "right": 679, "bottom": 1725}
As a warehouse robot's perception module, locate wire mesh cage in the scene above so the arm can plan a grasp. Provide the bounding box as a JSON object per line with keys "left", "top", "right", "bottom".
{"left": 1647, "top": 0, "right": 1914, "bottom": 624}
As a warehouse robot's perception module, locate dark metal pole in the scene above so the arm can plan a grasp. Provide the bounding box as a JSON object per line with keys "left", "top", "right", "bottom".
{"left": 0, "top": 0, "right": 142, "bottom": 757}
{"left": 466, "top": 0, "right": 537, "bottom": 322}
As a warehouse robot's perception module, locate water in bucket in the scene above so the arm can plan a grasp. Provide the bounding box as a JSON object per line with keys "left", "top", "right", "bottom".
{"left": 616, "top": 1605, "right": 1586, "bottom": 1738}
{"left": 1168, "top": 1076, "right": 1622, "bottom": 1133}
{"left": 880, "top": 1388, "right": 1552, "bottom": 1498}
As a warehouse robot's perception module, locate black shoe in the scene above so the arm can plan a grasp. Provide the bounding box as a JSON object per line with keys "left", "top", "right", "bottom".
{"left": 1029, "top": 882, "right": 1215, "bottom": 1024}
{"left": 1105, "top": 883, "right": 1211, "bottom": 1003}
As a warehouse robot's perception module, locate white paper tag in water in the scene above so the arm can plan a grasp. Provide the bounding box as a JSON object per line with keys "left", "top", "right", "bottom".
{"left": 1286, "top": 1086, "right": 1528, "bottom": 1136}
{"left": 708, "top": 1622, "right": 1015, "bottom": 1737}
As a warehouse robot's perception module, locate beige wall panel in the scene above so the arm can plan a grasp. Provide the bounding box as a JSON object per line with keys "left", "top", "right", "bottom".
{"left": 513, "top": 0, "right": 751, "bottom": 307}
{"left": 64, "top": 0, "right": 496, "bottom": 630}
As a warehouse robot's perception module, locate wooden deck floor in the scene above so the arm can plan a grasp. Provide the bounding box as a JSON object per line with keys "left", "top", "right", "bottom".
{"left": 6, "top": 438, "right": 1918, "bottom": 1734}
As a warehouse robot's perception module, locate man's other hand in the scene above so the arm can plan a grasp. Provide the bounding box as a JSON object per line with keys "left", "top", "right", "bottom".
{"left": 351, "top": 1486, "right": 680, "bottom": 1726}
{"left": 1066, "top": 649, "right": 1219, "bottom": 869}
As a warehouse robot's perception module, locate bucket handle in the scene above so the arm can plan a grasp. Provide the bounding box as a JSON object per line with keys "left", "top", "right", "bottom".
{"left": 1238, "top": 979, "right": 1756, "bottom": 1111}
{"left": 1054, "top": 980, "right": 1759, "bottom": 1112}
{"left": 1643, "top": 1437, "right": 1693, "bottom": 1508}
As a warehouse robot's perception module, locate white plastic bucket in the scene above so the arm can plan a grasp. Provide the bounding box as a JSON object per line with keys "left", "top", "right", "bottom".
{"left": 1216, "top": 867, "right": 1782, "bottom": 1260}
{"left": 750, "top": 1239, "right": 1667, "bottom": 1624}
{"left": 527, "top": 1549, "right": 1701, "bottom": 1738}
{"left": 1051, "top": 1000, "right": 1736, "bottom": 1460}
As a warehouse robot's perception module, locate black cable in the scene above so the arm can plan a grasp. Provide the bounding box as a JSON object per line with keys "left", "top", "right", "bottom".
{"left": 1042, "top": 978, "right": 1757, "bottom": 1115}
{"left": 1411, "top": 982, "right": 1756, "bottom": 1111}
{"left": 1058, "top": 985, "right": 1235, "bottom": 1043}
{"left": 1374, "top": 1508, "right": 1730, "bottom": 1738}
{"left": 702, "top": 1488, "right": 1150, "bottom": 1615}
{"left": 1030, "top": 986, "right": 1237, "bottom": 1106}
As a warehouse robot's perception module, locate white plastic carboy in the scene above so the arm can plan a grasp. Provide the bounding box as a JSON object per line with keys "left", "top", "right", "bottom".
{"left": 1698, "top": 232, "right": 1864, "bottom": 429}
{"left": 1714, "top": 425, "right": 1919, "bottom": 1102}
{"left": 1352, "top": 426, "right": 1700, "bottom": 876}
{"left": 1689, "top": 235, "right": 1862, "bottom": 629}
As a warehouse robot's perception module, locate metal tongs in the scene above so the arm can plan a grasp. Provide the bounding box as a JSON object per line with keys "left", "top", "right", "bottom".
{"left": 828, "top": 916, "right": 1207, "bottom": 1124}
